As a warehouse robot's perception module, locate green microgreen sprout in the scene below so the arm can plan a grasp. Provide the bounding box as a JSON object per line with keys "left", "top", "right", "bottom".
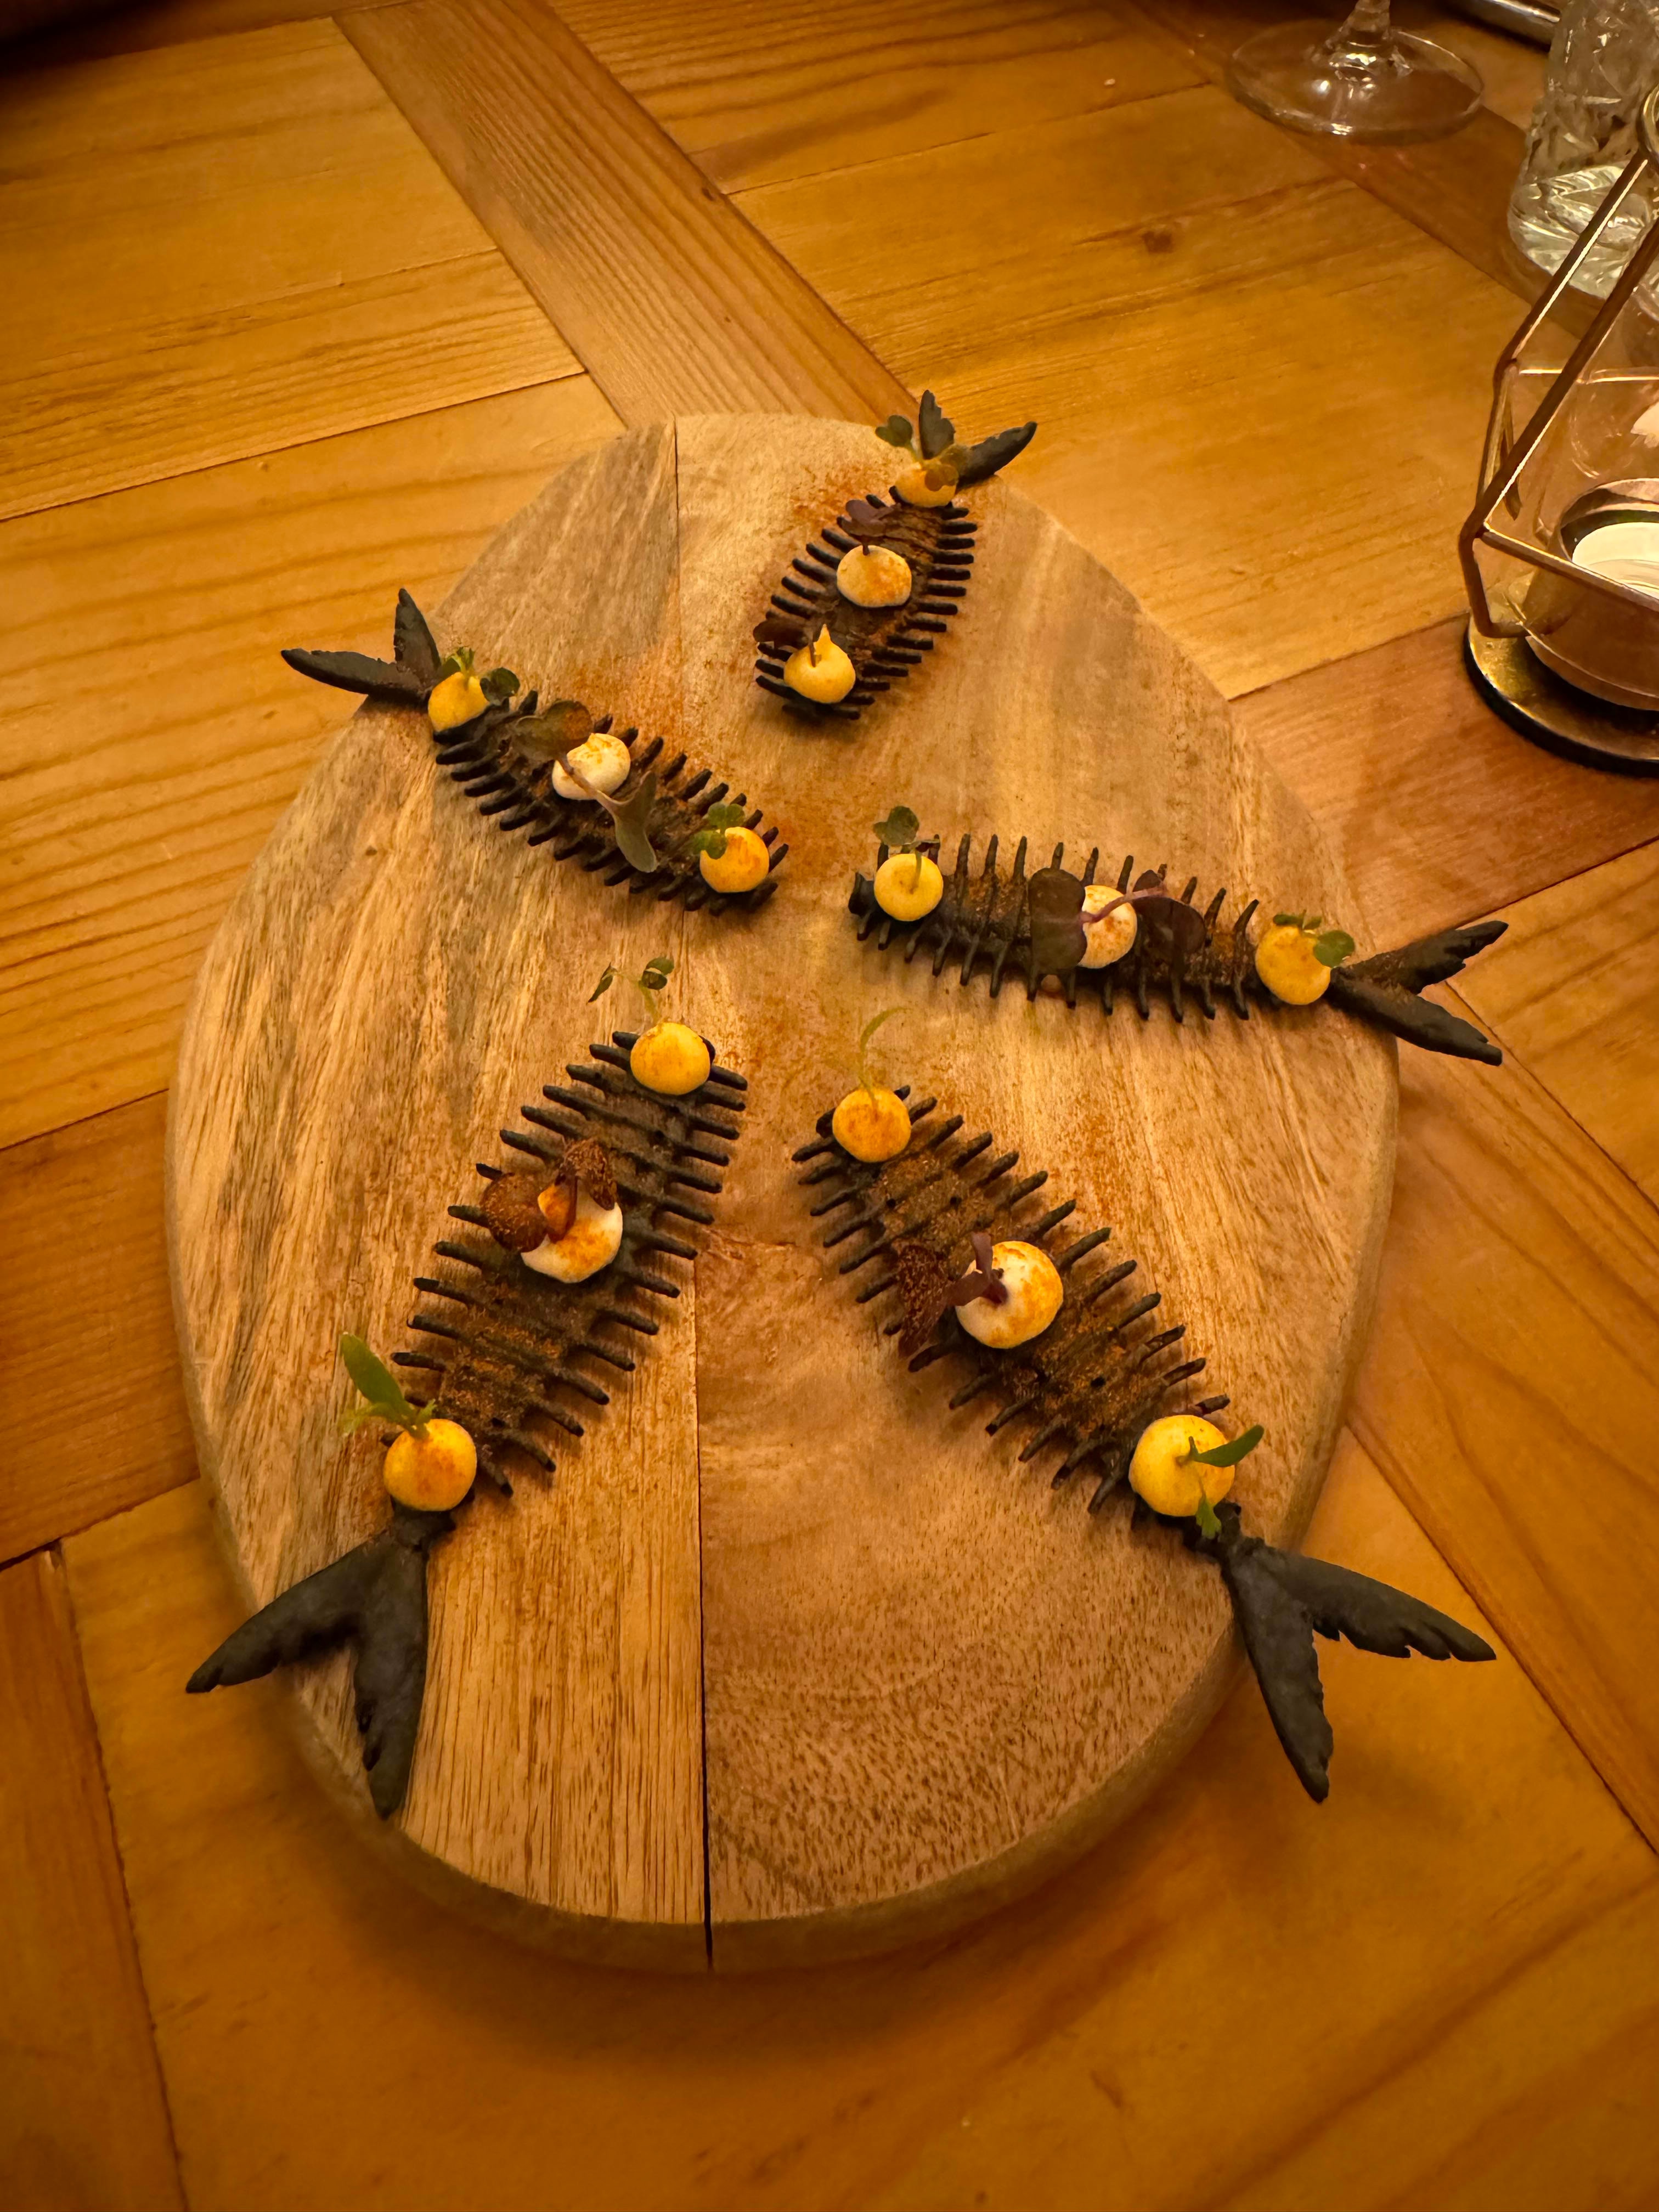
{"left": 1274, "top": 913, "right": 1356, "bottom": 969}
{"left": 435, "top": 644, "right": 520, "bottom": 703}
{"left": 874, "top": 803, "right": 928, "bottom": 891}
{"left": 590, "top": 952, "right": 675, "bottom": 1031}
{"left": 688, "top": 800, "right": 748, "bottom": 862}
{"left": 876, "top": 397, "right": 968, "bottom": 490}
{"left": 337, "top": 1333, "right": 439, "bottom": 1440}
{"left": 1178, "top": 1423, "right": 1265, "bottom": 1537}
{"left": 847, "top": 1006, "right": 903, "bottom": 1099}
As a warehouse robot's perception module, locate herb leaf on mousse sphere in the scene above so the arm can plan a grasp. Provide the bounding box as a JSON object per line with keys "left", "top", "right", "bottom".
{"left": 1274, "top": 913, "right": 1357, "bottom": 968}
{"left": 687, "top": 800, "right": 748, "bottom": 862}
{"left": 337, "top": 1332, "right": 441, "bottom": 1437}
{"left": 1182, "top": 1421, "right": 1264, "bottom": 1537}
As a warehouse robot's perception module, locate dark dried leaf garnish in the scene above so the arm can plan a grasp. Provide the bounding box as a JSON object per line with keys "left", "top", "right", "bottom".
{"left": 481, "top": 1172, "right": 549, "bottom": 1254}
{"left": 557, "top": 1136, "right": 617, "bottom": 1214}
{"left": 918, "top": 391, "right": 956, "bottom": 459}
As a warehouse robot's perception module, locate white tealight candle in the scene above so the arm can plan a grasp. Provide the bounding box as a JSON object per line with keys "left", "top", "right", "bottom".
{"left": 1571, "top": 518, "right": 1659, "bottom": 603}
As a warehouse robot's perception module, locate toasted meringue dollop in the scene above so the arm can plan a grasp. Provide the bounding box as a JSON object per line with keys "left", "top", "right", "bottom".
{"left": 836, "top": 543, "right": 912, "bottom": 608}
{"left": 521, "top": 1187, "right": 624, "bottom": 1283}
{"left": 551, "top": 732, "right": 631, "bottom": 800}
{"left": 955, "top": 1240, "right": 1063, "bottom": 1350}
{"left": 1078, "top": 885, "right": 1138, "bottom": 969}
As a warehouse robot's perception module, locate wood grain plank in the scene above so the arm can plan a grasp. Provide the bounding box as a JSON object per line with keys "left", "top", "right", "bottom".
{"left": 170, "top": 425, "right": 708, "bottom": 1954}
{"left": 1124, "top": 0, "right": 1536, "bottom": 301}
{"left": 732, "top": 87, "right": 1525, "bottom": 695}
{"left": 0, "top": 1547, "right": 183, "bottom": 2212}
{"left": 1451, "top": 837, "right": 1659, "bottom": 1207}
{"left": 0, "top": 375, "right": 622, "bottom": 1154}
{"left": 61, "top": 1446, "right": 1658, "bottom": 2210}
{"left": 1352, "top": 990, "right": 1659, "bottom": 1849}
{"left": 552, "top": 0, "right": 1205, "bottom": 190}
{"left": 0, "top": 20, "right": 579, "bottom": 516}
{"left": 341, "top": 0, "right": 913, "bottom": 423}
{"left": 168, "top": 411, "right": 1391, "bottom": 1956}
{"left": 668, "top": 415, "right": 1389, "bottom": 1959}
{"left": 1234, "top": 617, "right": 1659, "bottom": 945}
{"left": 6, "top": 2, "right": 374, "bottom": 66}
{"left": 0, "top": 1094, "right": 193, "bottom": 1566}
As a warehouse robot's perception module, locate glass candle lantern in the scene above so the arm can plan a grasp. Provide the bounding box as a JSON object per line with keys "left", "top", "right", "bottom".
{"left": 1464, "top": 83, "right": 1659, "bottom": 753}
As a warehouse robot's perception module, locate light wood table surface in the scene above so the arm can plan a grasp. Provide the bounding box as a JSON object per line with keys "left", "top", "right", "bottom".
{"left": 3, "top": 4, "right": 1657, "bottom": 2208}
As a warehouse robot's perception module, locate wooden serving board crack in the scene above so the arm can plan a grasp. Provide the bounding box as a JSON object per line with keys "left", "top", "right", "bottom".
{"left": 168, "top": 417, "right": 1394, "bottom": 1970}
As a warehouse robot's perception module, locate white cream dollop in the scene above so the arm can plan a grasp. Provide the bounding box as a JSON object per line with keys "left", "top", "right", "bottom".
{"left": 1078, "top": 884, "right": 1138, "bottom": 969}
{"left": 552, "top": 732, "right": 631, "bottom": 801}
{"left": 955, "top": 1241, "right": 1063, "bottom": 1350}
{"left": 521, "top": 1188, "right": 624, "bottom": 1282}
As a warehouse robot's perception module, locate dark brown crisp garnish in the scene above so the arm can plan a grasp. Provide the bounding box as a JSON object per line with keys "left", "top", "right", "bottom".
{"left": 556, "top": 1135, "right": 617, "bottom": 1214}
{"left": 482, "top": 1173, "right": 548, "bottom": 1253}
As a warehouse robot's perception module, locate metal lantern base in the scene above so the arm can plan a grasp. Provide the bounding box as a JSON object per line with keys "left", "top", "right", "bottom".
{"left": 1464, "top": 622, "right": 1659, "bottom": 775}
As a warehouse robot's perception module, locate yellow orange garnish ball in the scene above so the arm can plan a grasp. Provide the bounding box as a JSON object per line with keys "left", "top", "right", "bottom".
{"left": 831, "top": 1086, "right": 912, "bottom": 1163}
{"left": 873, "top": 851, "right": 944, "bottom": 923}
{"left": 893, "top": 459, "right": 957, "bottom": 508}
{"left": 698, "top": 825, "right": 771, "bottom": 895}
{"left": 1254, "top": 923, "right": 1333, "bottom": 1007}
{"left": 382, "top": 1419, "right": 477, "bottom": 1512}
{"left": 1128, "top": 1415, "right": 1233, "bottom": 1519}
{"left": 783, "top": 625, "right": 856, "bottom": 703}
{"left": 427, "top": 669, "right": 489, "bottom": 732}
{"left": 630, "top": 1020, "right": 711, "bottom": 1096}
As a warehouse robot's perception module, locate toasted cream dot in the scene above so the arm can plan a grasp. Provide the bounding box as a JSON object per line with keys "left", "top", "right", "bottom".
{"left": 893, "top": 459, "right": 957, "bottom": 509}
{"left": 837, "top": 543, "right": 912, "bottom": 608}
{"left": 552, "top": 732, "right": 631, "bottom": 800}
{"left": 1079, "top": 885, "right": 1138, "bottom": 969}
{"left": 521, "top": 1188, "right": 624, "bottom": 1283}
{"left": 955, "top": 1242, "right": 1063, "bottom": 1350}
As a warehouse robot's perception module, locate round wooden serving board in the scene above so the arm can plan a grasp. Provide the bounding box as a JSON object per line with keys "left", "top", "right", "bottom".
{"left": 169, "top": 417, "right": 1396, "bottom": 1970}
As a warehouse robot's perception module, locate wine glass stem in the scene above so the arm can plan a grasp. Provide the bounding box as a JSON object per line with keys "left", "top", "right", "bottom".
{"left": 1324, "top": 0, "right": 1396, "bottom": 63}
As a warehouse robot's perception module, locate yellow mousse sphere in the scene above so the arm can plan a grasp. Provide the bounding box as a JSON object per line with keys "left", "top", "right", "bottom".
{"left": 874, "top": 851, "right": 944, "bottom": 923}
{"left": 630, "top": 1020, "right": 711, "bottom": 1096}
{"left": 427, "top": 669, "right": 489, "bottom": 732}
{"left": 382, "top": 1418, "right": 477, "bottom": 1512}
{"left": 956, "top": 1241, "right": 1063, "bottom": 1350}
{"left": 837, "top": 543, "right": 912, "bottom": 608}
{"left": 698, "top": 824, "right": 771, "bottom": 894}
{"left": 1128, "top": 1415, "right": 1233, "bottom": 1520}
{"left": 1079, "top": 884, "right": 1138, "bottom": 969}
{"left": 784, "top": 625, "right": 856, "bottom": 703}
{"left": 893, "top": 459, "right": 957, "bottom": 508}
{"left": 1254, "top": 924, "right": 1333, "bottom": 1007}
{"left": 831, "top": 1086, "right": 912, "bottom": 1163}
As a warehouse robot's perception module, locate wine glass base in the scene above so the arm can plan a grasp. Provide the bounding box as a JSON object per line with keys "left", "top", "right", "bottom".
{"left": 1226, "top": 21, "right": 1483, "bottom": 144}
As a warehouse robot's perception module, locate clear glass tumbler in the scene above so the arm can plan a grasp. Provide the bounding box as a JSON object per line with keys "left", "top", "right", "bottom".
{"left": 1509, "top": 0, "right": 1659, "bottom": 296}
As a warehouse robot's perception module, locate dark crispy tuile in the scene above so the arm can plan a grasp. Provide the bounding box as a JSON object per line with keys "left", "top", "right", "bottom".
{"left": 187, "top": 1504, "right": 452, "bottom": 1819}
{"left": 1193, "top": 1502, "right": 1495, "bottom": 1801}
{"left": 393, "top": 588, "right": 442, "bottom": 685}
{"left": 280, "top": 647, "right": 427, "bottom": 703}
{"left": 752, "top": 393, "right": 1034, "bottom": 723}
{"left": 188, "top": 1037, "right": 747, "bottom": 1815}
{"left": 955, "top": 422, "right": 1038, "bottom": 487}
{"left": 482, "top": 1171, "right": 548, "bottom": 1252}
{"left": 1327, "top": 921, "right": 1508, "bottom": 1065}
{"left": 849, "top": 837, "right": 1506, "bottom": 1062}
{"left": 558, "top": 1135, "right": 617, "bottom": 1212}
{"left": 283, "top": 598, "right": 788, "bottom": 913}
{"left": 797, "top": 1087, "right": 1494, "bottom": 1800}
